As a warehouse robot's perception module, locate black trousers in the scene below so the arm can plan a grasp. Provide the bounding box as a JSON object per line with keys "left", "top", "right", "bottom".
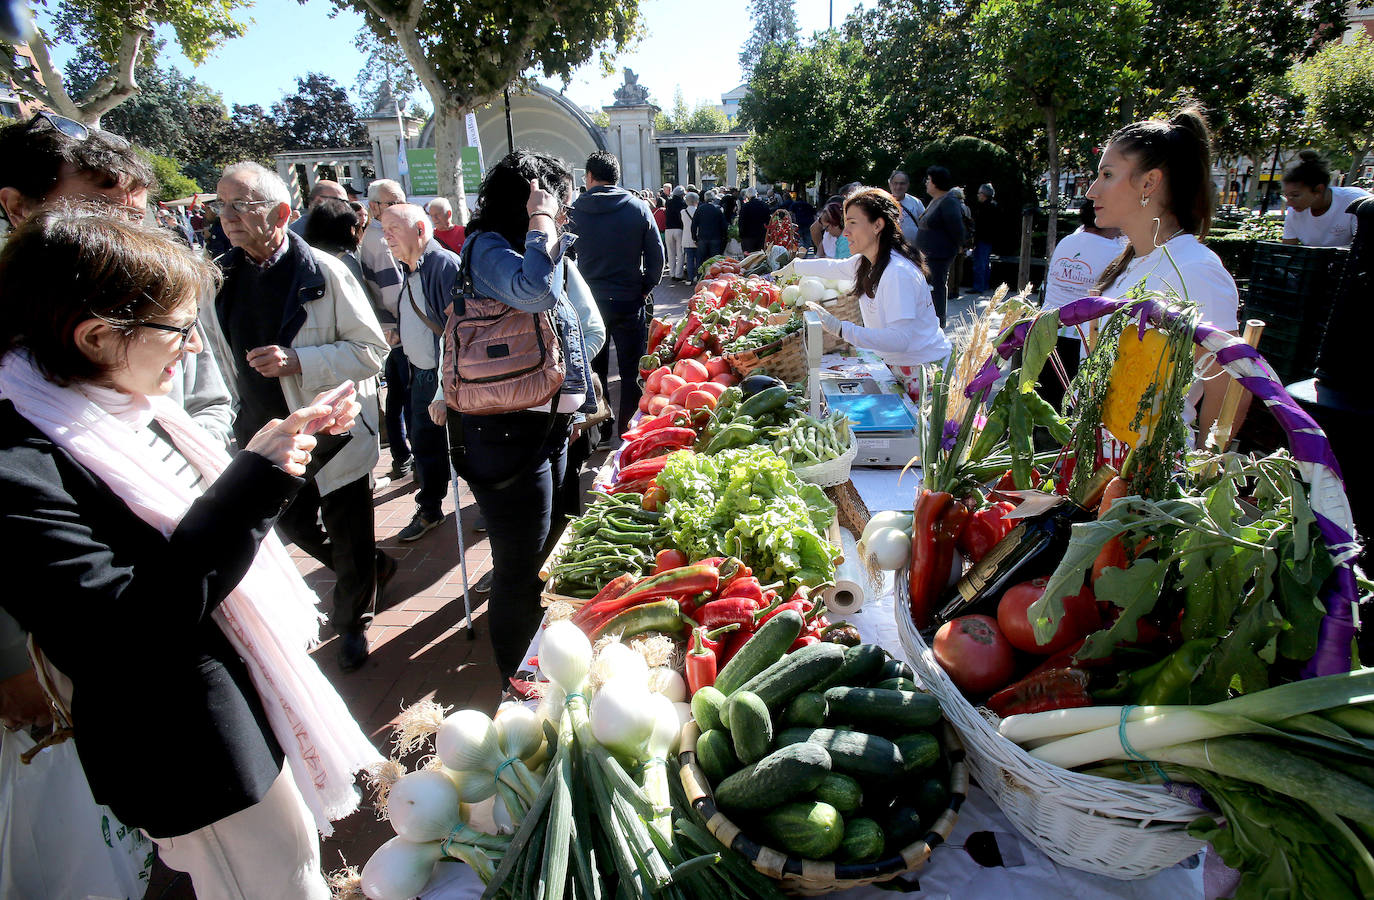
{"left": 450, "top": 411, "right": 571, "bottom": 678}
{"left": 407, "top": 366, "right": 450, "bottom": 520}
{"left": 383, "top": 345, "right": 411, "bottom": 467}
{"left": 926, "top": 255, "right": 954, "bottom": 327}
{"left": 592, "top": 304, "right": 647, "bottom": 433}
{"left": 274, "top": 473, "right": 378, "bottom": 635}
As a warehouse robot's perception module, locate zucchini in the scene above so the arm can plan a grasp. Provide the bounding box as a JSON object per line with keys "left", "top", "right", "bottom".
{"left": 823, "top": 687, "right": 943, "bottom": 732}
{"left": 714, "top": 610, "right": 804, "bottom": 696}
{"left": 714, "top": 742, "right": 831, "bottom": 811}
{"left": 877, "top": 658, "right": 915, "bottom": 683}
{"left": 691, "top": 685, "right": 728, "bottom": 733}
{"left": 728, "top": 691, "right": 773, "bottom": 764}
{"left": 738, "top": 641, "right": 846, "bottom": 713}
{"left": 696, "top": 728, "right": 739, "bottom": 783}
{"left": 815, "top": 643, "right": 888, "bottom": 692}
{"left": 812, "top": 772, "right": 862, "bottom": 815}
{"left": 737, "top": 384, "right": 790, "bottom": 419}
{"left": 760, "top": 801, "right": 845, "bottom": 859}
{"left": 781, "top": 691, "right": 828, "bottom": 728}
{"left": 776, "top": 727, "right": 905, "bottom": 779}
{"left": 894, "top": 732, "right": 941, "bottom": 772}
{"left": 884, "top": 805, "right": 924, "bottom": 851}
{"left": 837, "top": 817, "right": 885, "bottom": 863}
{"left": 873, "top": 677, "right": 919, "bottom": 693}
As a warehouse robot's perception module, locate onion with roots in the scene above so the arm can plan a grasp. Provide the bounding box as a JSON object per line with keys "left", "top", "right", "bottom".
{"left": 385, "top": 769, "right": 464, "bottom": 843}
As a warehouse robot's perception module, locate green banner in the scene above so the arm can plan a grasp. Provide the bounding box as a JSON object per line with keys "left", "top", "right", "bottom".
{"left": 406, "top": 148, "right": 438, "bottom": 195}
{"left": 461, "top": 146, "right": 483, "bottom": 194}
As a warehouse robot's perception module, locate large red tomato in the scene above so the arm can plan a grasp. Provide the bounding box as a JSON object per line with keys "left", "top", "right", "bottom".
{"left": 933, "top": 615, "right": 1015, "bottom": 695}
{"left": 997, "top": 578, "right": 1100, "bottom": 655}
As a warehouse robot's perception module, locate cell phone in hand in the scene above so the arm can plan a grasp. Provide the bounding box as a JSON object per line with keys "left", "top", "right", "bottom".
{"left": 302, "top": 381, "right": 356, "bottom": 435}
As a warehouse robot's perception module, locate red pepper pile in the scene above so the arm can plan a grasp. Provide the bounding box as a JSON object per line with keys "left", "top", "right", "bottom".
{"left": 639, "top": 275, "right": 784, "bottom": 376}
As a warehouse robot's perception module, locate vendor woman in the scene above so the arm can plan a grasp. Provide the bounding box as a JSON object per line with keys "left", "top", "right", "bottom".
{"left": 781, "top": 187, "right": 951, "bottom": 400}
{"left": 1086, "top": 104, "right": 1241, "bottom": 445}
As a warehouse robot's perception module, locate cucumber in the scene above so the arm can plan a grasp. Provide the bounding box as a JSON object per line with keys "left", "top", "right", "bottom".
{"left": 782, "top": 691, "right": 828, "bottom": 728}
{"left": 894, "top": 732, "right": 941, "bottom": 772}
{"left": 837, "top": 817, "right": 885, "bottom": 863}
{"left": 737, "top": 384, "right": 790, "bottom": 419}
{"left": 815, "top": 643, "right": 888, "bottom": 692}
{"left": 878, "top": 658, "right": 915, "bottom": 683}
{"left": 714, "top": 742, "right": 832, "bottom": 811}
{"left": 910, "top": 776, "right": 951, "bottom": 825}
{"left": 776, "top": 727, "right": 905, "bottom": 779}
{"left": 884, "top": 805, "right": 924, "bottom": 851}
{"left": 823, "top": 687, "right": 943, "bottom": 732}
{"left": 739, "top": 641, "right": 846, "bottom": 713}
{"left": 695, "top": 728, "right": 739, "bottom": 783}
{"left": 760, "top": 801, "right": 845, "bottom": 859}
{"left": 714, "top": 610, "right": 804, "bottom": 696}
{"left": 812, "top": 772, "right": 862, "bottom": 815}
{"left": 728, "top": 691, "right": 773, "bottom": 764}
{"left": 691, "top": 685, "right": 728, "bottom": 733}
{"left": 873, "top": 677, "right": 919, "bottom": 693}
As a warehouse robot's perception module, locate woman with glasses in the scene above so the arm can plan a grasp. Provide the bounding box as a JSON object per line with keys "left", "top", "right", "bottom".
{"left": 0, "top": 202, "right": 380, "bottom": 898}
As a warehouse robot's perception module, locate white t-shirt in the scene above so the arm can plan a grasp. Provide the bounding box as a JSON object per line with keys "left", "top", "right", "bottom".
{"left": 794, "top": 253, "right": 951, "bottom": 367}
{"left": 822, "top": 231, "right": 838, "bottom": 259}
{"left": 1283, "top": 185, "right": 1370, "bottom": 247}
{"left": 897, "top": 195, "right": 926, "bottom": 238}
{"left": 1105, "top": 233, "right": 1240, "bottom": 425}
{"left": 1043, "top": 229, "right": 1127, "bottom": 339}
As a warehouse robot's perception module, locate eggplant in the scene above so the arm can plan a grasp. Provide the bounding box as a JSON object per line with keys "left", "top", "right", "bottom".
{"left": 740, "top": 374, "right": 785, "bottom": 398}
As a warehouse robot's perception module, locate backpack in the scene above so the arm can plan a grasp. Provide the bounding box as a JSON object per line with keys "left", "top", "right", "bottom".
{"left": 408, "top": 245, "right": 565, "bottom": 415}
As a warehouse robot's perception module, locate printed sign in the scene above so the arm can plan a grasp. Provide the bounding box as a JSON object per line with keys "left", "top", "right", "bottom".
{"left": 407, "top": 148, "right": 438, "bottom": 194}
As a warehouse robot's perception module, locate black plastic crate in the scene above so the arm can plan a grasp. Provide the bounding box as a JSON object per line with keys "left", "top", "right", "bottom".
{"left": 1249, "top": 242, "right": 1347, "bottom": 296}
{"left": 1255, "top": 330, "right": 1317, "bottom": 385}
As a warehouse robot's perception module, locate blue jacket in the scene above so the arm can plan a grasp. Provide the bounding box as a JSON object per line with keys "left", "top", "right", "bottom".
{"left": 466, "top": 229, "right": 596, "bottom": 414}
{"left": 399, "top": 238, "right": 462, "bottom": 367}
{"left": 568, "top": 185, "right": 665, "bottom": 309}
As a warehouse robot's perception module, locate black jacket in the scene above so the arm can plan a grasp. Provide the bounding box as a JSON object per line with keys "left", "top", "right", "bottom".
{"left": 0, "top": 400, "right": 303, "bottom": 838}
{"left": 569, "top": 185, "right": 665, "bottom": 308}
{"left": 664, "top": 194, "right": 686, "bottom": 230}
{"left": 692, "top": 201, "right": 728, "bottom": 244}
{"left": 738, "top": 198, "right": 770, "bottom": 249}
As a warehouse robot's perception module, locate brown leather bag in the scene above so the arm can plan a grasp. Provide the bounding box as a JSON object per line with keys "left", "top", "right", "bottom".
{"left": 409, "top": 249, "right": 565, "bottom": 415}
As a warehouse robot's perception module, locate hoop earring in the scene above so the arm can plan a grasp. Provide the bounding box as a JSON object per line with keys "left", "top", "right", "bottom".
{"left": 1152, "top": 216, "right": 1163, "bottom": 247}
{"left": 1140, "top": 194, "right": 1150, "bottom": 208}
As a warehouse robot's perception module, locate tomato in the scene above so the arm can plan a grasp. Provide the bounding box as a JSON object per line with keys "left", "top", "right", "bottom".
{"left": 711, "top": 372, "right": 739, "bottom": 387}
{"left": 659, "top": 373, "right": 686, "bottom": 396}
{"left": 652, "top": 548, "right": 688, "bottom": 573}
{"left": 698, "top": 381, "right": 727, "bottom": 399}
{"left": 669, "top": 382, "right": 696, "bottom": 406}
{"left": 638, "top": 393, "right": 652, "bottom": 414}
{"left": 705, "top": 356, "right": 733, "bottom": 379}
{"left": 685, "top": 389, "right": 717, "bottom": 412}
{"left": 933, "top": 615, "right": 1015, "bottom": 695}
{"left": 660, "top": 404, "right": 686, "bottom": 418}
{"left": 997, "top": 578, "right": 1100, "bottom": 655}
{"left": 708, "top": 264, "right": 722, "bottom": 277}
{"left": 673, "top": 358, "right": 710, "bottom": 383}
{"left": 646, "top": 395, "right": 670, "bottom": 415}
{"left": 645, "top": 365, "right": 671, "bottom": 394}
{"left": 705, "top": 280, "right": 728, "bottom": 299}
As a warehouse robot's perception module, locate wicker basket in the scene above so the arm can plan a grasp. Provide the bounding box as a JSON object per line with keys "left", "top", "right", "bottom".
{"left": 892, "top": 295, "right": 1361, "bottom": 880}
{"left": 819, "top": 292, "right": 863, "bottom": 354}
{"left": 824, "top": 480, "right": 872, "bottom": 537}
{"left": 677, "top": 718, "right": 968, "bottom": 895}
{"left": 725, "top": 328, "right": 808, "bottom": 383}
{"left": 792, "top": 440, "right": 857, "bottom": 487}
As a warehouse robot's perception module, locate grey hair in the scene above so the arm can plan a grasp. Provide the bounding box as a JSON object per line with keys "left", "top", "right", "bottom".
{"left": 427, "top": 197, "right": 452, "bottom": 215}
{"left": 685, "top": 191, "right": 699, "bottom": 206}
{"left": 383, "top": 203, "right": 432, "bottom": 242}
{"left": 743, "top": 187, "right": 755, "bottom": 199}
{"left": 889, "top": 170, "right": 909, "bottom": 182}
{"left": 221, "top": 162, "right": 291, "bottom": 208}
{"left": 950, "top": 187, "right": 965, "bottom": 200}
{"left": 979, "top": 183, "right": 996, "bottom": 198}
{"left": 368, "top": 178, "right": 405, "bottom": 203}
{"left": 672, "top": 185, "right": 685, "bottom": 197}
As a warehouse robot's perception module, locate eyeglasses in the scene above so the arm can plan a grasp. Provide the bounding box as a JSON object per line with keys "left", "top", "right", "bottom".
{"left": 138, "top": 310, "right": 199, "bottom": 351}
{"left": 25, "top": 111, "right": 130, "bottom": 150}
{"left": 219, "top": 198, "right": 278, "bottom": 217}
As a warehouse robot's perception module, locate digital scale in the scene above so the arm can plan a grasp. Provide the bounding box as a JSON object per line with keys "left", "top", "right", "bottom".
{"left": 804, "top": 313, "right": 925, "bottom": 467}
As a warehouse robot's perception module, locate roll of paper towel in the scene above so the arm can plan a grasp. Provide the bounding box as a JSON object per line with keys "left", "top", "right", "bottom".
{"left": 825, "top": 527, "right": 873, "bottom": 615}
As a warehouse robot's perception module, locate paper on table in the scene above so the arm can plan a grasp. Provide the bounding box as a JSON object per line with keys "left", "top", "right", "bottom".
{"left": 824, "top": 526, "right": 873, "bottom": 615}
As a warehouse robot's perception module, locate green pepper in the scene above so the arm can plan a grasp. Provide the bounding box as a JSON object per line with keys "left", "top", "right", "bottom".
{"left": 1135, "top": 639, "right": 1214, "bottom": 706}
{"left": 967, "top": 389, "right": 1012, "bottom": 463}
{"left": 704, "top": 423, "right": 756, "bottom": 454}
{"left": 1021, "top": 390, "right": 1074, "bottom": 445}
{"left": 1008, "top": 392, "right": 1035, "bottom": 489}
{"left": 737, "top": 385, "right": 789, "bottom": 419}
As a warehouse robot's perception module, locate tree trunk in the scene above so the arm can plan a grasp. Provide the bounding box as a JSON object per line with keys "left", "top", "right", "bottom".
{"left": 1044, "top": 105, "right": 1059, "bottom": 285}
{"left": 1347, "top": 140, "right": 1372, "bottom": 185}
{"left": 433, "top": 102, "right": 468, "bottom": 218}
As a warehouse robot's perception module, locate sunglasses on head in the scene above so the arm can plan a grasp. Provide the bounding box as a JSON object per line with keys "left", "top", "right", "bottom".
{"left": 26, "top": 112, "right": 131, "bottom": 150}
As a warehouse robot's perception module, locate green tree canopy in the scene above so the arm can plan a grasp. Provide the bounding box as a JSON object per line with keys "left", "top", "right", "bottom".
{"left": 354, "top": 26, "right": 425, "bottom": 117}
{"left": 656, "top": 89, "right": 732, "bottom": 134}
{"left": 739, "top": 0, "right": 799, "bottom": 76}
{"left": 141, "top": 150, "right": 200, "bottom": 201}
{"left": 0, "top": 0, "right": 248, "bottom": 126}
{"left": 334, "top": 0, "right": 642, "bottom": 203}
{"left": 271, "top": 73, "right": 368, "bottom": 150}
{"left": 1291, "top": 32, "right": 1374, "bottom": 183}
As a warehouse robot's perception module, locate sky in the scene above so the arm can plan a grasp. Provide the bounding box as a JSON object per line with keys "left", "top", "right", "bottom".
{"left": 44, "top": 0, "right": 869, "bottom": 116}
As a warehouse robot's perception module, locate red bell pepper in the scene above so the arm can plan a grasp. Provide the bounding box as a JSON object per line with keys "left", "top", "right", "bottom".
{"left": 696, "top": 597, "right": 761, "bottom": 630}
{"left": 670, "top": 314, "right": 703, "bottom": 359}
{"left": 621, "top": 427, "right": 696, "bottom": 468}
{"left": 907, "top": 490, "right": 972, "bottom": 630}
{"left": 646, "top": 317, "right": 671, "bottom": 354}
{"left": 957, "top": 500, "right": 1016, "bottom": 565}
{"left": 696, "top": 623, "right": 739, "bottom": 655}
{"left": 986, "top": 668, "right": 1092, "bottom": 718}
{"left": 717, "top": 576, "right": 764, "bottom": 604}
{"left": 788, "top": 634, "right": 821, "bottom": 653}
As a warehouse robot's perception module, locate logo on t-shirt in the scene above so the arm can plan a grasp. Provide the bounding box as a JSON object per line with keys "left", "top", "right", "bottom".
{"left": 1052, "top": 253, "right": 1095, "bottom": 287}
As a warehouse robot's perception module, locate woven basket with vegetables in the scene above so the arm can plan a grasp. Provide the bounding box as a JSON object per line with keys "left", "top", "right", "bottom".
{"left": 895, "top": 294, "right": 1364, "bottom": 882}
{"left": 724, "top": 319, "right": 809, "bottom": 384}
{"left": 677, "top": 629, "right": 967, "bottom": 895}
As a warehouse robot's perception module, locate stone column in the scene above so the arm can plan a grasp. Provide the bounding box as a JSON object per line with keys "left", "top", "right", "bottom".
{"left": 726, "top": 147, "right": 738, "bottom": 188}
{"left": 605, "top": 103, "right": 659, "bottom": 191}
{"left": 676, "top": 146, "right": 688, "bottom": 187}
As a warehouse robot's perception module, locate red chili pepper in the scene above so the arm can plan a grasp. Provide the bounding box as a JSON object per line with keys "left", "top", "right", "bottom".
{"left": 621, "top": 427, "right": 697, "bottom": 468}
{"left": 646, "top": 317, "right": 672, "bottom": 354}
{"left": 621, "top": 411, "right": 688, "bottom": 441}
{"left": 717, "top": 576, "right": 764, "bottom": 604}
{"left": 697, "top": 597, "right": 761, "bottom": 630}
{"left": 606, "top": 476, "right": 652, "bottom": 495}
{"left": 671, "top": 314, "right": 703, "bottom": 358}
{"left": 686, "top": 629, "right": 718, "bottom": 694}
{"left": 788, "top": 634, "right": 821, "bottom": 652}
{"left": 757, "top": 597, "right": 811, "bottom": 626}
{"left": 986, "top": 668, "right": 1093, "bottom": 717}
{"left": 616, "top": 455, "right": 673, "bottom": 484}
{"left": 907, "top": 490, "right": 971, "bottom": 630}
{"left": 613, "top": 563, "right": 720, "bottom": 608}
{"left": 957, "top": 500, "right": 1017, "bottom": 565}
{"left": 569, "top": 574, "right": 639, "bottom": 628}
{"left": 652, "top": 549, "right": 688, "bottom": 575}
{"left": 697, "top": 623, "right": 739, "bottom": 655}
{"left": 717, "top": 628, "right": 753, "bottom": 667}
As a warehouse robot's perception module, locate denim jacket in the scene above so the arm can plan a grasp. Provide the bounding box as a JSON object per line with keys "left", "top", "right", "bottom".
{"left": 466, "top": 229, "right": 596, "bottom": 414}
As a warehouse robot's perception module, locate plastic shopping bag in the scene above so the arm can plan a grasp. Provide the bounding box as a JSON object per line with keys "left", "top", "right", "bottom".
{"left": 0, "top": 729, "right": 153, "bottom": 900}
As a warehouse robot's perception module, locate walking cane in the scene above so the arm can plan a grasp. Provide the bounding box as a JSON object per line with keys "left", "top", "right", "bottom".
{"left": 449, "top": 462, "right": 478, "bottom": 641}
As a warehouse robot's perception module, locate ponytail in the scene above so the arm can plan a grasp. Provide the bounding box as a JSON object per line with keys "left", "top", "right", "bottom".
{"left": 1104, "top": 103, "right": 1215, "bottom": 239}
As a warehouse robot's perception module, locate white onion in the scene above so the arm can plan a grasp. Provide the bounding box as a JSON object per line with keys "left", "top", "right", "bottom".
{"left": 386, "top": 770, "right": 462, "bottom": 842}
{"left": 590, "top": 641, "right": 649, "bottom": 690}
{"left": 798, "top": 276, "right": 827, "bottom": 303}
{"left": 861, "top": 510, "right": 914, "bottom": 544}
{"left": 360, "top": 835, "right": 442, "bottom": 900}
{"left": 646, "top": 693, "right": 682, "bottom": 758}
{"left": 435, "top": 709, "right": 503, "bottom": 773}
{"left": 539, "top": 620, "right": 592, "bottom": 692}
{"left": 491, "top": 792, "right": 514, "bottom": 834}
{"left": 647, "top": 666, "right": 687, "bottom": 702}
{"left": 865, "top": 526, "right": 912, "bottom": 570}
{"left": 441, "top": 765, "right": 496, "bottom": 803}
{"left": 672, "top": 701, "right": 693, "bottom": 729}
{"left": 590, "top": 676, "right": 657, "bottom": 760}
{"left": 494, "top": 703, "right": 542, "bottom": 760}
{"left": 781, "top": 284, "right": 803, "bottom": 307}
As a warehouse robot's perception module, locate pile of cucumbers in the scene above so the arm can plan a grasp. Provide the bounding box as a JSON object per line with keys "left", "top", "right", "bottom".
{"left": 686, "top": 610, "right": 952, "bottom": 865}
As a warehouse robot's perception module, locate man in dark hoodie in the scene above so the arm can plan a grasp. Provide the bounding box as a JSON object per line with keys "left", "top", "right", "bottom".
{"left": 570, "top": 151, "right": 665, "bottom": 440}
{"left": 738, "top": 188, "right": 771, "bottom": 252}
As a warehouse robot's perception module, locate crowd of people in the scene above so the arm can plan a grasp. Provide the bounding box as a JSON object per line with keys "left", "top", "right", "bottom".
{"left": 0, "top": 97, "right": 1364, "bottom": 897}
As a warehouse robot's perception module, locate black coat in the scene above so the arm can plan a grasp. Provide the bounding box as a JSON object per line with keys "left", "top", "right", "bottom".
{"left": 738, "top": 198, "right": 770, "bottom": 251}
{"left": 0, "top": 400, "right": 303, "bottom": 838}
{"left": 692, "top": 202, "right": 728, "bottom": 244}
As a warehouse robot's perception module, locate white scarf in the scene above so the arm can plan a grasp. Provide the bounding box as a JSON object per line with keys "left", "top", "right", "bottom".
{"left": 0, "top": 351, "right": 381, "bottom": 835}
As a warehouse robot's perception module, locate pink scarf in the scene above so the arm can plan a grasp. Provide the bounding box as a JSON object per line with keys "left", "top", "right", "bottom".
{"left": 0, "top": 351, "right": 381, "bottom": 835}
